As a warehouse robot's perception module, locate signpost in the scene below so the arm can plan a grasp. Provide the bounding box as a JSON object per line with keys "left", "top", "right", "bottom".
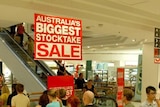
{"left": 154, "top": 28, "right": 160, "bottom": 63}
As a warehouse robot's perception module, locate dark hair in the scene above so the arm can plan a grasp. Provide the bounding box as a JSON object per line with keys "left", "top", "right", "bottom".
{"left": 12, "top": 84, "right": 17, "bottom": 92}
{"left": 43, "top": 90, "right": 48, "bottom": 94}
{"left": 123, "top": 88, "right": 134, "bottom": 101}
{"left": 16, "top": 83, "right": 24, "bottom": 93}
{"left": 67, "top": 95, "right": 80, "bottom": 107}
{"left": 146, "top": 86, "right": 156, "bottom": 94}
{"left": 58, "top": 88, "right": 66, "bottom": 99}
{"left": 79, "top": 73, "right": 83, "bottom": 76}
{"left": 39, "top": 90, "right": 49, "bottom": 107}
{"left": 159, "top": 82, "right": 160, "bottom": 89}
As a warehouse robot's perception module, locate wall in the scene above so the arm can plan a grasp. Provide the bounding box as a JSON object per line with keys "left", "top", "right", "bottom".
{"left": 142, "top": 43, "right": 159, "bottom": 101}
{"left": 66, "top": 53, "right": 140, "bottom": 67}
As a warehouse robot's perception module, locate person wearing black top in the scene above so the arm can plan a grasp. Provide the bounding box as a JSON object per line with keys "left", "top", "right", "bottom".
{"left": 57, "top": 88, "right": 67, "bottom": 106}
{"left": 75, "top": 73, "right": 85, "bottom": 89}
{"left": 7, "top": 84, "right": 17, "bottom": 107}
{"left": 84, "top": 79, "right": 99, "bottom": 97}
{"left": 57, "top": 60, "right": 66, "bottom": 76}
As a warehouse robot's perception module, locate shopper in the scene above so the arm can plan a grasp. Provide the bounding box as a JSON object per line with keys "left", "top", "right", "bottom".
{"left": 122, "top": 88, "right": 135, "bottom": 107}
{"left": 82, "top": 90, "right": 98, "bottom": 107}
{"left": 94, "top": 75, "right": 102, "bottom": 87}
{"left": 75, "top": 73, "right": 86, "bottom": 89}
{"left": 57, "top": 88, "right": 67, "bottom": 106}
{"left": 84, "top": 79, "right": 99, "bottom": 97}
{"left": 10, "top": 25, "right": 16, "bottom": 38}
{"left": 140, "top": 86, "right": 158, "bottom": 107}
{"left": 24, "top": 36, "right": 34, "bottom": 57}
{"left": 7, "top": 84, "right": 17, "bottom": 107}
{"left": 16, "top": 23, "right": 25, "bottom": 47}
{"left": 11, "top": 83, "right": 30, "bottom": 107}
{"left": 67, "top": 95, "right": 81, "bottom": 107}
{"left": 36, "top": 90, "right": 49, "bottom": 107}
{"left": 0, "top": 84, "right": 10, "bottom": 107}
{"left": 46, "top": 88, "right": 61, "bottom": 107}
{"left": 57, "top": 60, "right": 66, "bottom": 76}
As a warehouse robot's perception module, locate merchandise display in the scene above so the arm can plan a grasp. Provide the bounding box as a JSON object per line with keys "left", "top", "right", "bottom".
{"left": 93, "top": 70, "right": 108, "bottom": 81}
{"left": 124, "top": 68, "right": 138, "bottom": 87}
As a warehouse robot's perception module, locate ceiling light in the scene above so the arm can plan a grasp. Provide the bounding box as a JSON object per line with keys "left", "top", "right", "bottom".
{"left": 132, "top": 39, "right": 136, "bottom": 42}
{"left": 144, "top": 39, "right": 148, "bottom": 42}
{"left": 116, "top": 43, "right": 119, "bottom": 46}
{"left": 87, "top": 46, "right": 90, "bottom": 48}
{"left": 100, "top": 45, "right": 104, "bottom": 47}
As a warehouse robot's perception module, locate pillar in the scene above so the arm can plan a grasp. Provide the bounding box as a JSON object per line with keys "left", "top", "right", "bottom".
{"left": 141, "top": 43, "right": 159, "bottom": 101}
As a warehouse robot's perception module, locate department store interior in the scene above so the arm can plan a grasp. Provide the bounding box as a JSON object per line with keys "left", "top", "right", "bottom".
{"left": 0, "top": 0, "right": 160, "bottom": 107}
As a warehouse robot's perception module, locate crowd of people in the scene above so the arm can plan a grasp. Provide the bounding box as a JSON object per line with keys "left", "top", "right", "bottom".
{"left": 1, "top": 68, "right": 160, "bottom": 107}
{"left": 35, "top": 88, "right": 97, "bottom": 107}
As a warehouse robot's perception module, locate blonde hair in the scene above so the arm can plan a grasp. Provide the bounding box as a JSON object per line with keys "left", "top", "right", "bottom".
{"left": 1, "top": 84, "right": 10, "bottom": 94}
{"left": 48, "top": 88, "right": 57, "bottom": 98}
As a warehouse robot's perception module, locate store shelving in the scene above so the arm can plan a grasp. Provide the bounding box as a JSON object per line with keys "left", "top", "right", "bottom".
{"left": 124, "top": 68, "right": 138, "bottom": 87}
{"left": 93, "top": 70, "right": 108, "bottom": 81}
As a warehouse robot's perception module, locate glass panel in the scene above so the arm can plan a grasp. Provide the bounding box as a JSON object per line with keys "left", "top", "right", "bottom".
{"left": 0, "top": 29, "right": 56, "bottom": 87}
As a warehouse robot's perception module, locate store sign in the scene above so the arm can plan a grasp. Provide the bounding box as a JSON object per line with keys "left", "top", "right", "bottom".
{"left": 154, "top": 58, "right": 160, "bottom": 63}
{"left": 154, "top": 28, "right": 160, "bottom": 64}
{"left": 34, "top": 13, "right": 82, "bottom": 60}
{"left": 47, "top": 76, "right": 74, "bottom": 99}
{"left": 117, "top": 68, "right": 124, "bottom": 107}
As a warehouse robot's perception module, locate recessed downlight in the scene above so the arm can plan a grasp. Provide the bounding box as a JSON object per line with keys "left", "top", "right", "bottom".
{"left": 132, "top": 39, "right": 136, "bottom": 42}
{"left": 87, "top": 46, "right": 90, "bottom": 48}
{"left": 100, "top": 45, "right": 104, "bottom": 47}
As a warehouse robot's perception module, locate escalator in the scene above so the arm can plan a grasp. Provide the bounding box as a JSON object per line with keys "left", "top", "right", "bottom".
{"left": 0, "top": 30, "right": 56, "bottom": 93}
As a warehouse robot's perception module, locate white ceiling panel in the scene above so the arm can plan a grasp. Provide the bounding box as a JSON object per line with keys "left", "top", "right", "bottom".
{"left": 0, "top": 0, "right": 159, "bottom": 53}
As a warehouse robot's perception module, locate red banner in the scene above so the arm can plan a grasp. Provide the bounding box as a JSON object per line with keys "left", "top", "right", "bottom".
{"left": 34, "top": 13, "right": 82, "bottom": 60}
{"left": 117, "top": 68, "right": 124, "bottom": 107}
{"left": 47, "top": 76, "right": 74, "bottom": 98}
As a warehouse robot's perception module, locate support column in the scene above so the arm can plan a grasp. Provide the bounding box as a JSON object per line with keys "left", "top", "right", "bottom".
{"left": 86, "top": 60, "right": 92, "bottom": 80}
{"left": 141, "top": 43, "right": 159, "bottom": 101}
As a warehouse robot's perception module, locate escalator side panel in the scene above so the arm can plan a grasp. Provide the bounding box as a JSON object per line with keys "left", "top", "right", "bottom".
{"left": 0, "top": 38, "right": 46, "bottom": 93}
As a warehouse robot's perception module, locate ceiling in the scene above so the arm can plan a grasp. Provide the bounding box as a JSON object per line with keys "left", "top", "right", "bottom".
{"left": 0, "top": 0, "right": 160, "bottom": 53}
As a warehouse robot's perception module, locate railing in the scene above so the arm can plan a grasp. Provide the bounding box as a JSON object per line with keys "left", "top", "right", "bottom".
{"left": 29, "top": 92, "right": 42, "bottom": 102}
{"left": 24, "top": 31, "right": 72, "bottom": 76}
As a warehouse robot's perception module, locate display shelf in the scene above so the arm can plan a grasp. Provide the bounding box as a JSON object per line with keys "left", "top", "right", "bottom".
{"left": 125, "top": 68, "right": 137, "bottom": 87}
{"left": 93, "top": 70, "right": 108, "bottom": 82}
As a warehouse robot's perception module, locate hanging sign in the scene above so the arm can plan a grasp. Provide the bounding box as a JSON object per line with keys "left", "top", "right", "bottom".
{"left": 34, "top": 13, "right": 82, "bottom": 60}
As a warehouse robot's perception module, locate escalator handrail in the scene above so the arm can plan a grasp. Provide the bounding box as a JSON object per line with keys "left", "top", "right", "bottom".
{"left": 54, "top": 60, "right": 72, "bottom": 75}
{"left": 24, "top": 31, "right": 72, "bottom": 76}
{"left": 3, "top": 28, "right": 55, "bottom": 76}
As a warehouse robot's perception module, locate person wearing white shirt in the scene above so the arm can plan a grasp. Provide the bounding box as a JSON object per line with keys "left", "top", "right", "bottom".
{"left": 140, "top": 86, "right": 158, "bottom": 107}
